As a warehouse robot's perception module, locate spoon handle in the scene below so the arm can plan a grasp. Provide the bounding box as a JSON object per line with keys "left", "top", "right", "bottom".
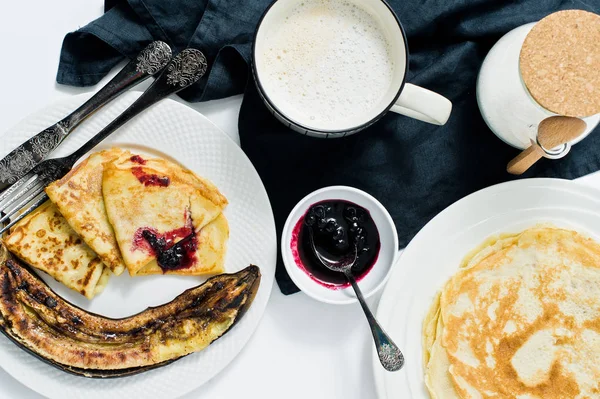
{"left": 346, "top": 273, "right": 404, "bottom": 372}
{"left": 506, "top": 144, "right": 543, "bottom": 175}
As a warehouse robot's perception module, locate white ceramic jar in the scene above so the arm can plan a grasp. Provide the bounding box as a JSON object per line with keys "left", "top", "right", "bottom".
{"left": 477, "top": 22, "right": 600, "bottom": 158}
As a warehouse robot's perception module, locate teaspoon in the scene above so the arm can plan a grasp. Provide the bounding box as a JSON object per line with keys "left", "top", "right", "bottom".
{"left": 308, "top": 228, "right": 404, "bottom": 372}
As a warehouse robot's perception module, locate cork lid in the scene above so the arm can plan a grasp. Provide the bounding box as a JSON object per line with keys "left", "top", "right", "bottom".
{"left": 520, "top": 10, "right": 600, "bottom": 117}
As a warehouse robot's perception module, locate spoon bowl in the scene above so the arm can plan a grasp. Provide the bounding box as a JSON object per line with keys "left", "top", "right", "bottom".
{"left": 307, "top": 227, "right": 358, "bottom": 273}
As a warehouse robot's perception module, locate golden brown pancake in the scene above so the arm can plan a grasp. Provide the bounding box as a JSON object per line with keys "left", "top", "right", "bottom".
{"left": 424, "top": 227, "right": 600, "bottom": 398}
{"left": 3, "top": 201, "right": 109, "bottom": 299}
{"left": 102, "top": 153, "right": 228, "bottom": 276}
{"left": 45, "top": 148, "right": 129, "bottom": 276}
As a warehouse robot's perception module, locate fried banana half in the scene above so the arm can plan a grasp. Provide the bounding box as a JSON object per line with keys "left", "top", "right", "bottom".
{"left": 0, "top": 245, "right": 260, "bottom": 378}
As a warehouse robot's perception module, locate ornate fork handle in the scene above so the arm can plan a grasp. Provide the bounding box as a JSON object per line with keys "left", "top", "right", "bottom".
{"left": 0, "top": 48, "right": 208, "bottom": 236}
{"left": 67, "top": 49, "right": 208, "bottom": 163}
{"left": 0, "top": 41, "right": 172, "bottom": 189}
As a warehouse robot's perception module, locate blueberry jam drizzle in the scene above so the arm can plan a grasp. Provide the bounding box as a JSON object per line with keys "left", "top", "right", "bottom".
{"left": 291, "top": 200, "right": 380, "bottom": 289}
{"left": 130, "top": 155, "right": 147, "bottom": 165}
{"left": 133, "top": 213, "right": 197, "bottom": 271}
{"left": 129, "top": 155, "right": 169, "bottom": 186}
{"left": 132, "top": 167, "right": 170, "bottom": 187}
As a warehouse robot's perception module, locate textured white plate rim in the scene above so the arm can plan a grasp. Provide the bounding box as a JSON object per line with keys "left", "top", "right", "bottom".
{"left": 281, "top": 185, "right": 399, "bottom": 305}
{"left": 371, "top": 177, "right": 600, "bottom": 398}
{"left": 0, "top": 92, "right": 277, "bottom": 399}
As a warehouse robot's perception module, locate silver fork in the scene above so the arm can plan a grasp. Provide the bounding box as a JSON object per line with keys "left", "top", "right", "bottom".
{"left": 0, "top": 48, "right": 208, "bottom": 235}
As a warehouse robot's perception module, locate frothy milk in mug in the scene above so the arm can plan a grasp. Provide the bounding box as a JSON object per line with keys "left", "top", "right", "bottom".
{"left": 258, "top": 0, "right": 396, "bottom": 130}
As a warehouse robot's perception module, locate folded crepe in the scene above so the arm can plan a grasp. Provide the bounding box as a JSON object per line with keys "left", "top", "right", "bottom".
{"left": 136, "top": 213, "right": 229, "bottom": 276}
{"left": 46, "top": 148, "right": 130, "bottom": 276}
{"left": 3, "top": 201, "right": 109, "bottom": 299}
{"left": 102, "top": 153, "right": 228, "bottom": 276}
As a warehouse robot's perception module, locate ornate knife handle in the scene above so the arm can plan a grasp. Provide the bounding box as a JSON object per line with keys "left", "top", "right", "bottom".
{"left": 68, "top": 48, "right": 208, "bottom": 162}
{"left": 0, "top": 41, "right": 172, "bottom": 189}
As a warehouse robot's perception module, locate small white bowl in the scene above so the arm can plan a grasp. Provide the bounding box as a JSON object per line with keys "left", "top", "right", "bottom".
{"left": 281, "top": 186, "right": 399, "bottom": 305}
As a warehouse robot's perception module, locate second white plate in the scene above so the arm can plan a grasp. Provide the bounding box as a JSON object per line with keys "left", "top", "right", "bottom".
{"left": 373, "top": 178, "right": 600, "bottom": 399}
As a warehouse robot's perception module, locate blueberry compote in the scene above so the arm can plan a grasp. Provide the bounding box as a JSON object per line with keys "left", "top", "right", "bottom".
{"left": 130, "top": 155, "right": 147, "bottom": 165}
{"left": 130, "top": 154, "right": 170, "bottom": 187}
{"left": 291, "top": 200, "right": 380, "bottom": 289}
{"left": 133, "top": 212, "right": 197, "bottom": 271}
{"left": 132, "top": 167, "right": 170, "bottom": 187}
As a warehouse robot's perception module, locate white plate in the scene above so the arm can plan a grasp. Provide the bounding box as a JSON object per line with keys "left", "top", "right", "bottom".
{"left": 372, "top": 178, "right": 600, "bottom": 399}
{"left": 0, "top": 92, "right": 277, "bottom": 399}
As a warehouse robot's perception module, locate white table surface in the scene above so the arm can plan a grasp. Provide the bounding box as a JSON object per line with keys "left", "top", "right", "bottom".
{"left": 1, "top": 2, "right": 600, "bottom": 399}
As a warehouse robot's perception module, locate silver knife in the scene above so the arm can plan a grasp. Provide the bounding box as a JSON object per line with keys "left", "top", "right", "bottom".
{"left": 0, "top": 41, "right": 172, "bottom": 191}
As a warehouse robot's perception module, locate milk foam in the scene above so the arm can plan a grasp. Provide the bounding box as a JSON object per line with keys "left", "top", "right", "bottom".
{"left": 259, "top": 0, "right": 395, "bottom": 130}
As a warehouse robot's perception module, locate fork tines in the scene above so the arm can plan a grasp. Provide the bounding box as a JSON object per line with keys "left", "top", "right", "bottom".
{"left": 0, "top": 170, "right": 49, "bottom": 235}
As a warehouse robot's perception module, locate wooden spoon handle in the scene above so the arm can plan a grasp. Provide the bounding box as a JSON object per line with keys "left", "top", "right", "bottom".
{"left": 507, "top": 145, "right": 544, "bottom": 175}
{"left": 506, "top": 117, "right": 587, "bottom": 175}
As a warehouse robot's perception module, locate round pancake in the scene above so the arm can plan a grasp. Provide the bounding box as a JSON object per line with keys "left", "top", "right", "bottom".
{"left": 424, "top": 227, "right": 600, "bottom": 398}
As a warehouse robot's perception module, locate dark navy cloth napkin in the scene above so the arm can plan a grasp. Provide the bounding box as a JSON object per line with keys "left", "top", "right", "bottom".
{"left": 58, "top": 0, "right": 600, "bottom": 295}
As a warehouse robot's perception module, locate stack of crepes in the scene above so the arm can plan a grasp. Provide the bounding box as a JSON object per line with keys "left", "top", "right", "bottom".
{"left": 3, "top": 148, "right": 229, "bottom": 299}
{"left": 424, "top": 227, "right": 600, "bottom": 398}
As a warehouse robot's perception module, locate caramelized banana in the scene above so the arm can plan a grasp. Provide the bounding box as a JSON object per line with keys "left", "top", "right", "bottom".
{"left": 0, "top": 245, "right": 260, "bottom": 378}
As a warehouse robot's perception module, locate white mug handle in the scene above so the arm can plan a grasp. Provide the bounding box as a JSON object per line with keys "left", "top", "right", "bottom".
{"left": 389, "top": 83, "right": 452, "bottom": 125}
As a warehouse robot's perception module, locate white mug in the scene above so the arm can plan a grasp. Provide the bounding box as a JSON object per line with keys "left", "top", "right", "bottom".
{"left": 252, "top": 0, "right": 453, "bottom": 138}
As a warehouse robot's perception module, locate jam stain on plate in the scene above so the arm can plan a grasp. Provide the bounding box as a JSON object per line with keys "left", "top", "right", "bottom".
{"left": 133, "top": 212, "right": 197, "bottom": 271}
{"left": 291, "top": 200, "right": 380, "bottom": 289}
